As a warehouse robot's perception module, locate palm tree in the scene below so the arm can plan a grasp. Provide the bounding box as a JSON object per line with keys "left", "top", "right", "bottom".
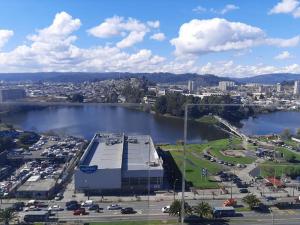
{"left": 194, "top": 202, "right": 212, "bottom": 218}
{"left": 242, "top": 194, "right": 260, "bottom": 209}
{"left": 169, "top": 200, "right": 192, "bottom": 219}
{"left": 0, "top": 208, "right": 16, "bottom": 225}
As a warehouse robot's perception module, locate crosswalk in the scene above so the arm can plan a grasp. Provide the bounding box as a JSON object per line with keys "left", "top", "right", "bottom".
{"left": 270, "top": 207, "right": 297, "bottom": 215}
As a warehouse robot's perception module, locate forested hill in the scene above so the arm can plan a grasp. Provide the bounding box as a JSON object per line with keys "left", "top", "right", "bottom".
{"left": 0, "top": 72, "right": 232, "bottom": 86}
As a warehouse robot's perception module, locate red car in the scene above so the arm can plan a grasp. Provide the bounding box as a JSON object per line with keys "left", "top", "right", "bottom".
{"left": 73, "top": 208, "right": 88, "bottom": 215}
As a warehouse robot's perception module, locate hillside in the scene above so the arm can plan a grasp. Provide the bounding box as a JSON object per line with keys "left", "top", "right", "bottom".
{"left": 234, "top": 73, "right": 300, "bottom": 84}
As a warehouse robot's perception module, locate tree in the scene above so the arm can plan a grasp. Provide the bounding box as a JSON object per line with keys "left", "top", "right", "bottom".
{"left": 0, "top": 137, "right": 14, "bottom": 152}
{"left": 193, "top": 202, "right": 212, "bottom": 218}
{"left": 0, "top": 208, "right": 16, "bottom": 225}
{"left": 169, "top": 200, "right": 192, "bottom": 219}
{"left": 281, "top": 128, "right": 292, "bottom": 140}
{"left": 296, "top": 128, "right": 300, "bottom": 139}
{"left": 242, "top": 194, "right": 260, "bottom": 209}
{"left": 68, "top": 93, "right": 84, "bottom": 103}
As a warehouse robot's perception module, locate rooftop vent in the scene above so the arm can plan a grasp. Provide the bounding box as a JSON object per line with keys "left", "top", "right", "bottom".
{"left": 147, "top": 161, "right": 159, "bottom": 167}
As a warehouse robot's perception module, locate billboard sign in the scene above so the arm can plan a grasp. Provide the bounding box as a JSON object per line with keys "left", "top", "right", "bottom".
{"left": 80, "top": 165, "right": 98, "bottom": 174}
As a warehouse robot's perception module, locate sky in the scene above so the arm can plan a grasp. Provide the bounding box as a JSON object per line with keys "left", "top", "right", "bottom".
{"left": 0, "top": 0, "right": 300, "bottom": 77}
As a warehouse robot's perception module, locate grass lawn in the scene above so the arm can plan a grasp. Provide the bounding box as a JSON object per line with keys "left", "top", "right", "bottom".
{"left": 162, "top": 138, "right": 256, "bottom": 188}
{"left": 90, "top": 220, "right": 178, "bottom": 225}
{"left": 195, "top": 115, "right": 219, "bottom": 124}
{"left": 207, "top": 139, "right": 255, "bottom": 164}
{"left": 276, "top": 147, "right": 300, "bottom": 161}
{"left": 260, "top": 162, "right": 300, "bottom": 177}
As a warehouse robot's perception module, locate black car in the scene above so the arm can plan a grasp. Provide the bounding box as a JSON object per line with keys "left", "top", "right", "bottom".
{"left": 121, "top": 207, "right": 135, "bottom": 214}
{"left": 66, "top": 203, "right": 80, "bottom": 210}
{"left": 239, "top": 188, "right": 249, "bottom": 193}
{"left": 66, "top": 200, "right": 78, "bottom": 207}
{"left": 12, "top": 202, "right": 25, "bottom": 211}
{"left": 88, "top": 204, "right": 101, "bottom": 211}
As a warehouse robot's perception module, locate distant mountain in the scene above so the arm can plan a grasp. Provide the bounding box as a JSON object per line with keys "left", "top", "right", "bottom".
{"left": 0, "top": 72, "right": 299, "bottom": 85}
{"left": 0, "top": 72, "right": 232, "bottom": 86}
{"left": 234, "top": 73, "right": 300, "bottom": 84}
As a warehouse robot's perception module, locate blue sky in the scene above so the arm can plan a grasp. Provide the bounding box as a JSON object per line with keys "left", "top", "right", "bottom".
{"left": 0, "top": 0, "right": 300, "bottom": 77}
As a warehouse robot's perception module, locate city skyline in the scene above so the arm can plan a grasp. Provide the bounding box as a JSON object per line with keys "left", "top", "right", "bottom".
{"left": 0, "top": 0, "right": 300, "bottom": 77}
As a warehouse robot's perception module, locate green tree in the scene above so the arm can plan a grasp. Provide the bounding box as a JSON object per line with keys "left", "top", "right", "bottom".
{"left": 68, "top": 93, "right": 84, "bottom": 103}
{"left": 193, "top": 202, "right": 212, "bottom": 218}
{"left": 0, "top": 137, "right": 14, "bottom": 152}
{"left": 242, "top": 194, "right": 261, "bottom": 209}
{"left": 0, "top": 208, "right": 16, "bottom": 225}
{"left": 281, "top": 128, "right": 292, "bottom": 140}
{"left": 296, "top": 128, "right": 300, "bottom": 139}
{"left": 169, "top": 200, "right": 192, "bottom": 219}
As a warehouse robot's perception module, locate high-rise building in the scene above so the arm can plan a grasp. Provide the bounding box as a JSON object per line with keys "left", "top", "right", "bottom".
{"left": 276, "top": 83, "right": 283, "bottom": 93}
{"left": 218, "top": 81, "right": 235, "bottom": 91}
{"left": 294, "top": 81, "right": 300, "bottom": 95}
{"left": 0, "top": 89, "right": 26, "bottom": 102}
{"left": 187, "top": 80, "right": 195, "bottom": 93}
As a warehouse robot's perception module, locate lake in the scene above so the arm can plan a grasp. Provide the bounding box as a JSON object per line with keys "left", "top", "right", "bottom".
{"left": 1, "top": 105, "right": 300, "bottom": 142}
{"left": 0, "top": 104, "right": 226, "bottom": 143}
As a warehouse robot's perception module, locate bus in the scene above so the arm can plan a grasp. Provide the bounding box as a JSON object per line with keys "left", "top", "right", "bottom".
{"left": 23, "top": 211, "right": 49, "bottom": 222}
{"left": 213, "top": 207, "right": 236, "bottom": 218}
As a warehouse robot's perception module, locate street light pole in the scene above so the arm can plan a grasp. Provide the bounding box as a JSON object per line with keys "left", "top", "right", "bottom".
{"left": 173, "top": 179, "right": 178, "bottom": 201}
{"left": 181, "top": 104, "right": 188, "bottom": 225}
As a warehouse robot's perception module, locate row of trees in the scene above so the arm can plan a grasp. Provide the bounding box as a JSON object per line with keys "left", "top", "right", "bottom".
{"left": 169, "top": 194, "right": 261, "bottom": 220}
{"left": 154, "top": 93, "right": 255, "bottom": 122}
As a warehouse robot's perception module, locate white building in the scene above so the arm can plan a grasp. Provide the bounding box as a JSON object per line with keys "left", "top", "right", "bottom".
{"left": 218, "top": 81, "right": 235, "bottom": 91}
{"left": 74, "top": 133, "right": 164, "bottom": 195}
{"left": 294, "top": 81, "right": 300, "bottom": 95}
{"left": 276, "top": 83, "right": 283, "bottom": 93}
{"left": 188, "top": 80, "right": 195, "bottom": 94}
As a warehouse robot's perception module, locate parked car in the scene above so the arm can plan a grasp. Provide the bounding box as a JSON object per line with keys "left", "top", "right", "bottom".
{"left": 239, "top": 188, "right": 249, "bottom": 193}
{"left": 73, "top": 208, "right": 88, "bottom": 215}
{"left": 88, "top": 204, "right": 101, "bottom": 211}
{"left": 121, "top": 207, "right": 135, "bottom": 214}
{"left": 161, "top": 205, "right": 170, "bottom": 213}
{"left": 48, "top": 205, "right": 63, "bottom": 211}
{"left": 107, "top": 204, "right": 122, "bottom": 210}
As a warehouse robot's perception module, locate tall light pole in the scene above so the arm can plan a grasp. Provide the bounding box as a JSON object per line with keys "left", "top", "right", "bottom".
{"left": 181, "top": 104, "right": 188, "bottom": 225}
{"left": 173, "top": 179, "right": 178, "bottom": 201}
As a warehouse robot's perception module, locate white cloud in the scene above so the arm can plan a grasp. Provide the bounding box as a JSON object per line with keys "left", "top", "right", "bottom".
{"left": 147, "top": 20, "right": 160, "bottom": 28}
{"left": 193, "top": 6, "right": 207, "bottom": 13}
{"left": 0, "top": 29, "right": 14, "bottom": 49}
{"left": 269, "top": 0, "right": 300, "bottom": 18}
{"left": 171, "top": 18, "right": 300, "bottom": 56}
{"left": 220, "top": 4, "right": 239, "bottom": 14}
{"left": 198, "top": 61, "right": 300, "bottom": 77}
{"left": 150, "top": 33, "right": 166, "bottom": 41}
{"left": 275, "top": 51, "right": 293, "bottom": 59}
{"left": 88, "top": 16, "right": 158, "bottom": 48}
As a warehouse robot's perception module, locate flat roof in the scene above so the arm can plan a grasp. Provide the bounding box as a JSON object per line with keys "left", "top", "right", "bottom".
{"left": 79, "top": 133, "right": 163, "bottom": 171}
{"left": 81, "top": 133, "right": 123, "bottom": 169}
{"left": 124, "top": 135, "right": 163, "bottom": 171}
{"left": 17, "top": 178, "right": 56, "bottom": 192}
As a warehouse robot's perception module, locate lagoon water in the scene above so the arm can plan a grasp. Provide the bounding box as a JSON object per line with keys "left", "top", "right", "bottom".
{"left": 2, "top": 105, "right": 300, "bottom": 142}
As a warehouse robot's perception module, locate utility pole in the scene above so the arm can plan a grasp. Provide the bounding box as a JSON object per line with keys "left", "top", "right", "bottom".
{"left": 181, "top": 104, "right": 188, "bottom": 225}
{"left": 173, "top": 179, "right": 178, "bottom": 201}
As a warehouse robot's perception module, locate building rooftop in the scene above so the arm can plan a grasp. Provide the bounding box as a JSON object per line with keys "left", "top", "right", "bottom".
{"left": 79, "top": 133, "right": 163, "bottom": 171}
{"left": 17, "top": 178, "right": 56, "bottom": 192}
{"left": 124, "top": 135, "right": 163, "bottom": 171}
{"left": 81, "top": 133, "right": 124, "bottom": 169}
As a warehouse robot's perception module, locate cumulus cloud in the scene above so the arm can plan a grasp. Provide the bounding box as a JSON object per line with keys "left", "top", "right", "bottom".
{"left": 275, "top": 51, "right": 293, "bottom": 59}
{"left": 220, "top": 4, "right": 239, "bottom": 14}
{"left": 171, "top": 18, "right": 300, "bottom": 55}
{"left": 0, "top": 29, "right": 14, "bottom": 49}
{"left": 193, "top": 6, "right": 207, "bottom": 13}
{"left": 150, "top": 33, "right": 166, "bottom": 41}
{"left": 198, "top": 61, "right": 300, "bottom": 77}
{"left": 87, "top": 16, "right": 160, "bottom": 48}
{"left": 269, "top": 0, "right": 300, "bottom": 18}
{"left": 147, "top": 20, "right": 160, "bottom": 28}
